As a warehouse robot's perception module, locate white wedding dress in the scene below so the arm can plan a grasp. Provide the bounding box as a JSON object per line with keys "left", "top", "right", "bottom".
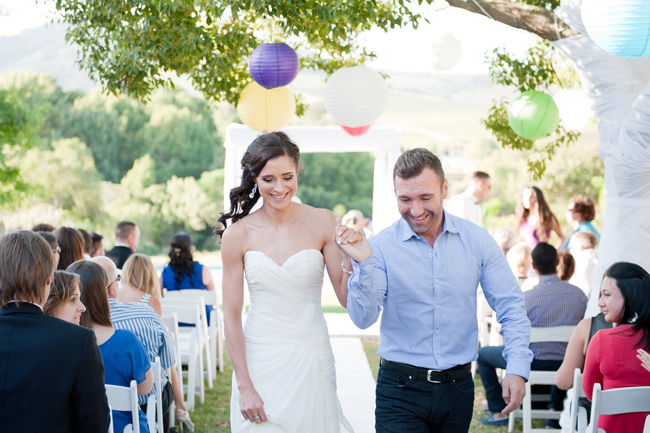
{"left": 230, "top": 249, "right": 354, "bottom": 433}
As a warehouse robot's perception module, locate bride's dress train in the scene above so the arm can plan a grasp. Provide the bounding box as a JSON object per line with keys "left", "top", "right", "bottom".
{"left": 230, "top": 249, "right": 354, "bottom": 432}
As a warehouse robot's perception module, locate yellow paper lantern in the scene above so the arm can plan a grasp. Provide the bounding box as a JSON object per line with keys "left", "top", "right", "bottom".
{"left": 237, "top": 82, "right": 296, "bottom": 132}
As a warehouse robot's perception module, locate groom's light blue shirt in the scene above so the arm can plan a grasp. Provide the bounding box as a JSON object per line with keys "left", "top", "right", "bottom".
{"left": 347, "top": 211, "right": 533, "bottom": 379}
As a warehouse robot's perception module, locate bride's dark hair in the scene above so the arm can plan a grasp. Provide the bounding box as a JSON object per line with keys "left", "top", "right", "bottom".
{"left": 215, "top": 131, "right": 300, "bottom": 238}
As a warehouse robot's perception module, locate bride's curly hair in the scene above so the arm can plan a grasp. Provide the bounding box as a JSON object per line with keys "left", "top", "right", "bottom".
{"left": 215, "top": 131, "right": 300, "bottom": 238}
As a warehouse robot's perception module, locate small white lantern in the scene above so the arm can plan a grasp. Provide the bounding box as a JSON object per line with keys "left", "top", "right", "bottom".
{"left": 553, "top": 89, "right": 592, "bottom": 131}
{"left": 431, "top": 33, "right": 463, "bottom": 71}
{"left": 324, "top": 65, "right": 388, "bottom": 128}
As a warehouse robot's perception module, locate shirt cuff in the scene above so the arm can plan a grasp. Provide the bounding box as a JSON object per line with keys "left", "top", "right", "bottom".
{"left": 505, "top": 358, "right": 532, "bottom": 381}
{"left": 352, "top": 257, "right": 374, "bottom": 276}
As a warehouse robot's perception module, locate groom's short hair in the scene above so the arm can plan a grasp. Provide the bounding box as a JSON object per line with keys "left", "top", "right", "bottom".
{"left": 393, "top": 148, "right": 445, "bottom": 183}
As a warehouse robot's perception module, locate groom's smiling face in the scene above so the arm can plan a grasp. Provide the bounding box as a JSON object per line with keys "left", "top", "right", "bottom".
{"left": 395, "top": 167, "right": 448, "bottom": 237}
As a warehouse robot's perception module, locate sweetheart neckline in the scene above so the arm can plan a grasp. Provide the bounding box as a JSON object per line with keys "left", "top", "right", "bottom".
{"left": 244, "top": 248, "right": 323, "bottom": 268}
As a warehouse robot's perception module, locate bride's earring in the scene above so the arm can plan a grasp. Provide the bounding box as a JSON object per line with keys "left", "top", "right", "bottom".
{"left": 629, "top": 312, "right": 639, "bottom": 324}
{"left": 249, "top": 183, "right": 258, "bottom": 199}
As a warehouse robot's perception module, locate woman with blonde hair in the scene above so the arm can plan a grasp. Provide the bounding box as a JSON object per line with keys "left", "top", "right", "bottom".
{"left": 44, "top": 270, "right": 86, "bottom": 325}
{"left": 507, "top": 242, "right": 533, "bottom": 287}
{"left": 117, "top": 253, "right": 163, "bottom": 316}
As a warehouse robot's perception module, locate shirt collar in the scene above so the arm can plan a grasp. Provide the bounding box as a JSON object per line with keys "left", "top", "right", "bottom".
{"left": 399, "top": 209, "right": 460, "bottom": 242}
{"left": 6, "top": 300, "right": 44, "bottom": 312}
{"left": 538, "top": 274, "right": 560, "bottom": 283}
{"left": 114, "top": 242, "right": 131, "bottom": 249}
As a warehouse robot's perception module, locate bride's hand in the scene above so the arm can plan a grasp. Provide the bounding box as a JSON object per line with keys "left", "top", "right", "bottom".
{"left": 335, "top": 217, "right": 372, "bottom": 263}
{"left": 239, "top": 385, "right": 268, "bottom": 424}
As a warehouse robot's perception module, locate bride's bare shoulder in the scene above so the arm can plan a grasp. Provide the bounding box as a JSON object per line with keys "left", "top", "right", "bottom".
{"left": 220, "top": 217, "right": 253, "bottom": 252}
{"left": 299, "top": 204, "right": 336, "bottom": 230}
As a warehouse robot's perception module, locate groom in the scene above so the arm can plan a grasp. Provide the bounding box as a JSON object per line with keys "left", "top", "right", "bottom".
{"left": 337, "top": 148, "right": 533, "bottom": 432}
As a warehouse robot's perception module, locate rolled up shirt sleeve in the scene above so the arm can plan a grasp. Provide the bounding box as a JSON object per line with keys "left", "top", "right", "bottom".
{"left": 347, "top": 243, "right": 386, "bottom": 329}
{"left": 480, "top": 235, "right": 534, "bottom": 380}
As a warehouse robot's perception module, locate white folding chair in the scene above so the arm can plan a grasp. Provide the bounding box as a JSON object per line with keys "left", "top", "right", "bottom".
{"left": 165, "top": 289, "right": 225, "bottom": 373}
{"left": 160, "top": 302, "right": 204, "bottom": 411}
{"left": 161, "top": 297, "right": 213, "bottom": 388}
{"left": 644, "top": 414, "right": 650, "bottom": 433}
{"left": 108, "top": 405, "right": 113, "bottom": 433}
{"left": 569, "top": 368, "right": 589, "bottom": 433}
{"left": 105, "top": 380, "right": 140, "bottom": 433}
{"left": 162, "top": 313, "right": 183, "bottom": 427}
{"left": 508, "top": 326, "right": 576, "bottom": 433}
{"left": 145, "top": 357, "right": 164, "bottom": 433}
{"left": 587, "top": 383, "right": 650, "bottom": 433}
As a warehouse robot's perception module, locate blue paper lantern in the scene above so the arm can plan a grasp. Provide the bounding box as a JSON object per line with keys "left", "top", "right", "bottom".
{"left": 249, "top": 43, "right": 300, "bottom": 89}
{"left": 582, "top": 0, "right": 650, "bottom": 58}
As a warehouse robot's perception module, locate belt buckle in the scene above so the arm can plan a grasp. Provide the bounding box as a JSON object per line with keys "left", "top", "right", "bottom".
{"left": 427, "top": 369, "right": 443, "bottom": 383}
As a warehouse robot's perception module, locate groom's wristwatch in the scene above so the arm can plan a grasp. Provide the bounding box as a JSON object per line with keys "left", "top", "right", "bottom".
{"left": 341, "top": 260, "right": 353, "bottom": 275}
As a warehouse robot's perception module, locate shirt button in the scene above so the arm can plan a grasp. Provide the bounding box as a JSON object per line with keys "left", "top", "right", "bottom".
{"left": 435, "top": 279, "right": 439, "bottom": 284}
{"left": 436, "top": 304, "right": 440, "bottom": 309}
{"left": 430, "top": 253, "right": 433, "bottom": 257}
{"left": 436, "top": 329, "right": 440, "bottom": 333}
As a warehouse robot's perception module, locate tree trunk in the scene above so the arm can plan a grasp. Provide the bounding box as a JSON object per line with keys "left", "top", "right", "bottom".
{"left": 447, "top": 0, "right": 650, "bottom": 313}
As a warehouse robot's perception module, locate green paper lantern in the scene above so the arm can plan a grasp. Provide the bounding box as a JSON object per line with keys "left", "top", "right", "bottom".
{"left": 508, "top": 91, "right": 560, "bottom": 141}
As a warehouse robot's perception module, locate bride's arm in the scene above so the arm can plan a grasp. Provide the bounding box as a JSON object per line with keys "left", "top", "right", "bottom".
{"left": 221, "top": 227, "right": 267, "bottom": 424}
{"left": 320, "top": 211, "right": 364, "bottom": 308}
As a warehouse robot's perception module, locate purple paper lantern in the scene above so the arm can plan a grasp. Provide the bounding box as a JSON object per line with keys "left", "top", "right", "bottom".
{"left": 249, "top": 43, "right": 300, "bottom": 89}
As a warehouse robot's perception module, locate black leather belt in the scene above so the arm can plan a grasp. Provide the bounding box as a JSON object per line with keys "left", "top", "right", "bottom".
{"left": 380, "top": 358, "right": 471, "bottom": 383}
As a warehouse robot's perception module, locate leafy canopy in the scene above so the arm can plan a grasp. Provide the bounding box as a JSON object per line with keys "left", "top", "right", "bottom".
{"left": 53, "top": 0, "right": 424, "bottom": 107}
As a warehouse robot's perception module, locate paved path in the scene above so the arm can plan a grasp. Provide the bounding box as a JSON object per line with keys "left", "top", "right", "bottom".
{"left": 331, "top": 337, "right": 376, "bottom": 433}
{"left": 324, "top": 313, "right": 381, "bottom": 338}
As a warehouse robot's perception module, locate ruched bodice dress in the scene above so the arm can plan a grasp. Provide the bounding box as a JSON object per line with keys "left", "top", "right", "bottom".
{"left": 230, "top": 249, "right": 354, "bottom": 432}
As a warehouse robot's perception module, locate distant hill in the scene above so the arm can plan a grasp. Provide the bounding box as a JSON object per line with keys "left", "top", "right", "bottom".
{"left": 0, "top": 23, "right": 96, "bottom": 91}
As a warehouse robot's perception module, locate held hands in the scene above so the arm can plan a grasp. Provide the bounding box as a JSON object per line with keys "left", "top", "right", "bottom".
{"left": 335, "top": 217, "right": 372, "bottom": 263}
{"left": 501, "top": 374, "right": 526, "bottom": 416}
{"left": 239, "top": 385, "right": 268, "bottom": 424}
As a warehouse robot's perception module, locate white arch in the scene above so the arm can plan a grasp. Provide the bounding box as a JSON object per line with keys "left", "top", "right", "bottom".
{"left": 223, "top": 124, "right": 402, "bottom": 234}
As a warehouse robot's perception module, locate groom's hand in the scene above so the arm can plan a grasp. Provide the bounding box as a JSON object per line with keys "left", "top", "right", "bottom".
{"left": 335, "top": 217, "right": 372, "bottom": 263}
{"left": 501, "top": 374, "right": 526, "bottom": 416}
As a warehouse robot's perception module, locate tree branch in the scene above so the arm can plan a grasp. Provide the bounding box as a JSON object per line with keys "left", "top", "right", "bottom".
{"left": 445, "top": 0, "right": 579, "bottom": 41}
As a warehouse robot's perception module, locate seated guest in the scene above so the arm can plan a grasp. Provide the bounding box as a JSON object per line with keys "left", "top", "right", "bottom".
{"left": 35, "top": 230, "right": 61, "bottom": 269}
{"left": 94, "top": 256, "right": 193, "bottom": 433}
{"left": 106, "top": 221, "right": 140, "bottom": 269}
{"left": 91, "top": 232, "right": 105, "bottom": 257}
{"left": 56, "top": 227, "right": 86, "bottom": 270}
{"left": 507, "top": 241, "right": 532, "bottom": 287}
{"left": 161, "top": 233, "right": 216, "bottom": 322}
{"left": 68, "top": 260, "right": 153, "bottom": 433}
{"left": 32, "top": 223, "right": 56, "bottom": 232}
{"left": 569, "top": 232, "right": 599, "bottom": 299}
{"left": 492, "top": 227, "right": 515, "bottom": 256}
{"left": 479, "top": 242, "right": 588, "bottom": 426}
{"left": 558, "top": 250, "right": 576, "bottom": 281}
{"left": 561, "top": 195, "right": 600, "bottom": 250}
{"left": 0, "top": 230, "right": 109, "bottom": 432}
{"left": 119, "top": 253, "right": 163, "bottom": 316}
{"left": 44, "top": 270, "right": 86, "bottom": 325}
{"left": 582, "top": 262, "right": 650, "bottom": 433}
{"left": 78, "top": 229, "right": 93, "bottom": 259}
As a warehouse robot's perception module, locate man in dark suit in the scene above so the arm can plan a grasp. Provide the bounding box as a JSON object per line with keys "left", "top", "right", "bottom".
{"left": 106, "top": 221, "right": 140, "bottom": 269}
{"left": 0, "top": 230, "right": 110, "bottom": 433}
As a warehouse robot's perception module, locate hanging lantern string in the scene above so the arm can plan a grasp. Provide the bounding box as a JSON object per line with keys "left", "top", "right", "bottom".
{"left": 471, "top": 0, "right": 495, "bottom": 21}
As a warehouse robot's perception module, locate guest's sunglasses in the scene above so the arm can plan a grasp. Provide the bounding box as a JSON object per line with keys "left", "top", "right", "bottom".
{"left": 107, "top": 275, "right": 121, "bottom": 289}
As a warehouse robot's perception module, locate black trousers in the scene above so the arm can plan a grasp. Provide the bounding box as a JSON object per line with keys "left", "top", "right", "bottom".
{"left": 140, "top": 380, "right": 173, "bottom": 433}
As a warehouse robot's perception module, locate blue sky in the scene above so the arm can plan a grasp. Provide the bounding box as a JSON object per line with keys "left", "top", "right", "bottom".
{"left": 0, "top": 0, "right": 536, "bottom": 75}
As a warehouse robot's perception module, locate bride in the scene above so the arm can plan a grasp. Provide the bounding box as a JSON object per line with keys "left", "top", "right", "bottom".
{"left": 217, "top": 131, "right": 359, "bottom": 432}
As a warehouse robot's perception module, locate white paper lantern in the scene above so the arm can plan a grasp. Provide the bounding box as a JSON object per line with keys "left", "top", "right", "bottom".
{"left": 324, "top": 65, "right": 388, "bottom": 128}
{"left": 582, "top": 0, "right": 650, "bottom": 58}
{"left": 553, "top": 89, "right": 592, "bottom": 131}
{"left": 431, "top": 33, "right": 463, "bottom": 71}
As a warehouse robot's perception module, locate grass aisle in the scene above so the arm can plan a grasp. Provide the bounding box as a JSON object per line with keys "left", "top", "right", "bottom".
{"left": 193, "top": 341, "right": 538, "bottom": 432}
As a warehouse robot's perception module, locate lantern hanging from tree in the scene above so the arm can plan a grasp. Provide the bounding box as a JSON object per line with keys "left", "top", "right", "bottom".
{"left": 582, "top": 0, "right": 650, "bottom": 58}
{"left": 249, "top": 43, "right": 300, "bottom": 89}
{"left": 508, "top": 91, "right": 560, "bottom": 141}
{"left": 237, "top": 82, "right": 296, "bottom": 132}
{"left": 553, "top": 89, "right": 592, "bottom": 131}
{"left": 341, "top": 124, "right": 371, "bottom": 136}
{"left": 431, "top": 33, "right": 463, "bottom": 71}
{"left": 324, "top": 65, "right": 388, "bottom": 129}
